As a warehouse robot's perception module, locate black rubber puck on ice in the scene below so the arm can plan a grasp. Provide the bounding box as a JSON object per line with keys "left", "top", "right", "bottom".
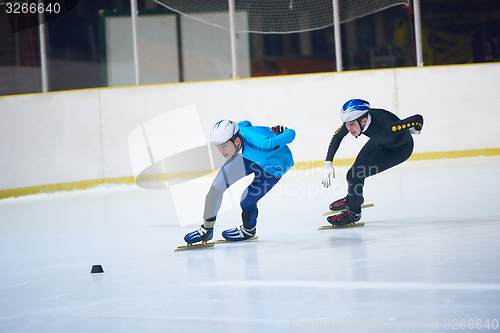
{"left": 91, "top": 265, "right": 104, "bottom": 273}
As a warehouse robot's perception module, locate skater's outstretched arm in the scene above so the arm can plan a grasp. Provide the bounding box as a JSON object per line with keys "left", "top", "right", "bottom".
{"left": 322, "top": 124, "right": 348, "bottom": 188}
{"left": 325, "top": 124, "right": 348, "bottom": 161}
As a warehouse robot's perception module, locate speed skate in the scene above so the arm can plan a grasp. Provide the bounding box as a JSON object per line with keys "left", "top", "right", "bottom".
{"left": 323, "top": 203, "right": 374, "bottom": 216}
{"left": 175, "top": 237, "right": 259, "bottom": 251}
{"left": 319, "top": 203, "right": 374, "bottom": 230}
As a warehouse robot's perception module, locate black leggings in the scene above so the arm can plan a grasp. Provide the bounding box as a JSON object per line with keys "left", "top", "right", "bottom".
{"left": 346, "top": 138, "right": 414, "bottom": 214}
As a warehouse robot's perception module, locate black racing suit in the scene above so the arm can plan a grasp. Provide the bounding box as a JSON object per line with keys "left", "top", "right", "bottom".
{"left": 325, "top": 108, "right": 424, "bottom": 214}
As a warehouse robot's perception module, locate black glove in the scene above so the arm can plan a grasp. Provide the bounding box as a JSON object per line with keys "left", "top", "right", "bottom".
{"left": 271, "top": 125, "right": 287, "bottom": 135}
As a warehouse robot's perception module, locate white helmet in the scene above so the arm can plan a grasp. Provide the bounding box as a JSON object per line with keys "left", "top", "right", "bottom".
{"left": 340, "top": 99, "right": 370, "bottom": 123}
{"left": 210, "top": 120, "right": 239, "bottom": 145}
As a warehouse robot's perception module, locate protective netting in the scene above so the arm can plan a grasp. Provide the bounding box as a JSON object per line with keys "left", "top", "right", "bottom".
{"left": 153, "top": 0, "right": 409, "bottom": 34}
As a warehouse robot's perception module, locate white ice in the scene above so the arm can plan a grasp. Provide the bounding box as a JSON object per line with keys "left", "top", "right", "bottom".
{"left": 1, "top": 156, "right": 500, "bottom": 332}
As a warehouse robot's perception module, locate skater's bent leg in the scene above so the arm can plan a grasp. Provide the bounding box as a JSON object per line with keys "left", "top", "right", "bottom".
{"left": 203, "top": 186, "right": 223, "bottom": 225}
{"left": 240, "top": 164, "right": 281, "bottom": 229}
{"left": 345, "top": 140, "right": 379, "bottom": 214}
{"left": 203, "top": 155, "right": 252, "bottom": 224}
{"left": 347, "top": 140, "right": 414, "bottom": 214}
{"left": 346, "top": 167, "right": 365, "bottom": 214}
{"left": 241, "top": 208, "right": 258, "bottom": 230}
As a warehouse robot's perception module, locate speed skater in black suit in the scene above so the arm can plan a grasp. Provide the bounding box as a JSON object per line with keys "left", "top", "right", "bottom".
{"left": 321, "top": 99, "right": 424, "bottom": 226}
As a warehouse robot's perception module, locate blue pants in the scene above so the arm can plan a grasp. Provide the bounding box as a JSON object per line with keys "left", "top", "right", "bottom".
{"left": 203, "top": 154, "right": 281, "bottom": 229}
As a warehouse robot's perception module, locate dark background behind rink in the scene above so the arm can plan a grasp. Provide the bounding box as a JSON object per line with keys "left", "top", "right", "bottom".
{"left": 0, "top": 0, "right": 498, "bottom": 95}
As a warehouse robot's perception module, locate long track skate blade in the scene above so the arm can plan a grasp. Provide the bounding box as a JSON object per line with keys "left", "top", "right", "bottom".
{"left": 323, "top": 203, "right": 374, "bottom": 216}
{"left": 319, "top": 222, "right": 365, "bottom": 230}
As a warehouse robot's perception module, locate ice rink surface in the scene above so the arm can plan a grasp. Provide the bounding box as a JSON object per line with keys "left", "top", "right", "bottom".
{"left": 1, "top": 156, "right": 500, "bottom": 333}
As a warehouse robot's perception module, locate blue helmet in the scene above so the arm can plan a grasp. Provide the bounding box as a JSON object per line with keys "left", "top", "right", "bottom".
{"left": 340, "top": 99, "right": 370, "bottom": 122}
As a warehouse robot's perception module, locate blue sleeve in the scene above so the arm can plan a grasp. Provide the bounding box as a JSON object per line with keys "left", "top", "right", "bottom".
{"left": 259, "top": 128, "right": 295, "bottom": 151}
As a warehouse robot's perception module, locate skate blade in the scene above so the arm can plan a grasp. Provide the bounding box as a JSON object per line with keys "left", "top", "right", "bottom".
{"left": 214, "top": 236, "right": 259, "bottom": 244}
{"left": 323, "top": 203, "right": 374, "bottom": 216}
{"left": 319, "top": 222, "right": 365, "bottom": 230}
{"left": 175, "top": 236, "right": 258, "bottom": 251}
{"left": 175, "top": 242, "right": 215, "bottom": 251}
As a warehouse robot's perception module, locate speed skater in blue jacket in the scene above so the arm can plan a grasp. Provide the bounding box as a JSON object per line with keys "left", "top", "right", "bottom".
{"left": 184, "top": 120, "right": 296, "bottom": 244}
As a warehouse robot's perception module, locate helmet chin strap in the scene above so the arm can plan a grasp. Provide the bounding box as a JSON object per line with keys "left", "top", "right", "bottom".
{"left": 351, "top": 119, "right": 360, "bottom": 138}
{"left": 229, "top": 138, "right": 242, "bottom": 158}
{"left": 355, "top": 118, "right": 365, "bottom": 138}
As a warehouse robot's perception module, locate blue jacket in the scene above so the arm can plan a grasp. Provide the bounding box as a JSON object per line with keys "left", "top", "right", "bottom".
{"left": 238, "top": 120, "right": 295, "bottom": 176}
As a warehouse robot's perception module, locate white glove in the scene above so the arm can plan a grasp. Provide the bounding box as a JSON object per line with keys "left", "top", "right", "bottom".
{"left": 409, "top": 127, "right": 421, "bottom": 135}
{"left": 321, "top": 161, "right": 335, "bottom": 188}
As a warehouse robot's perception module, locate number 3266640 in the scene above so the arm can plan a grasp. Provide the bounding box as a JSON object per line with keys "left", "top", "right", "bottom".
{"left": 444, "top": 319, "right": 498, "bottom": 330}
{"left": 5, "top": 2, "right": 62, "bottom": 14}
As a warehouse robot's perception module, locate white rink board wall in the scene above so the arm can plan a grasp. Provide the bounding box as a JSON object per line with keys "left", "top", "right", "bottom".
{"left": 0, "top": 63, "right": 499, "bottom": 192}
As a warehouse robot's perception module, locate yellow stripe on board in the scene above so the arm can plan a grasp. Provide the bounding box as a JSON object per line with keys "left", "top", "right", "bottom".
{"left": 0, "top": 177, "right": 136, "bottom": 200}
{"left": 1, "top": 148, "right": 499, "bottom": 200}
{"left": 407, "top": 148, "right": 500, "bottom": 161}
{"left": 293, "top": 148, "right": 500, "bottom": 169}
